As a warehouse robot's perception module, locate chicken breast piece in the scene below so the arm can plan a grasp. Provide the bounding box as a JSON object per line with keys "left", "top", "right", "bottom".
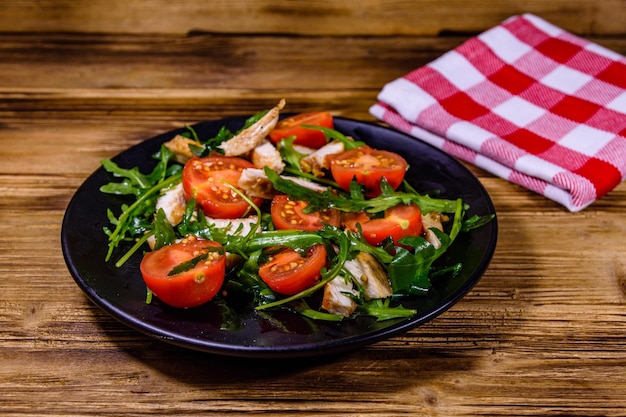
{"left": 218, "top": 99, "right": 286, "bottom": 156}
{"left": 251, "top": 139, "right": 285, "bottom": 173}
{"left": 293, "top": 144, "right": 315, "bottom": 155}
{"left": 163, "top": 134, "right": 200, "bottom": 164}
{"left": 344, "top": 252, "right": 392, "bottom": 301}
{"left": 155, "top": 182, "right": 187, "bottom": 226}
{"left": 300, "top": 140, "right": 345, "bottom": 177}
{"left": 237, "top": 168, "right": 276, "bottom": 199}
{"left": 321, "top": 276, "right": 358, "bottom": 317}
{"left": 421, "top": 211, "right": 445, "bottom": 249}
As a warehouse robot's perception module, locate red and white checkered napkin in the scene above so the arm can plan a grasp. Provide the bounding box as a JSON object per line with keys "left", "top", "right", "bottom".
{"left": 370, "top": 14, "right": 626, "bottom": 211}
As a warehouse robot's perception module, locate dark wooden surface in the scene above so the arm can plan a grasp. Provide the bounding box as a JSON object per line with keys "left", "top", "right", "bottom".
{"left": 1, "top": 2, "right": 626, "bottom": 416}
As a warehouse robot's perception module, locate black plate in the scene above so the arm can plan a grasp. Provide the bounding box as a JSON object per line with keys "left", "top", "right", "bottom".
{"left": 61, "top": 116, "right": 498, "bottom": 358}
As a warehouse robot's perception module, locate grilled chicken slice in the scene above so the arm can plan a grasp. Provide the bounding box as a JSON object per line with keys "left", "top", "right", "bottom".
{"left": 218, "top": 99, "right": 286, "bottom": 156}
{"left": 251, "top": 139, "right": 285, "bottom": 173}
{"left": 344, "top": 252, "right": 392, "bottom": 301}
{"left": 321, "top": 276, "right": 358, "bottom": 317}
{"left": 300, "top": 140, "right": 345, "bottom": 176}
{"left": 237, "top": 168, "right": 276, "bottom": 199}
{"left": 292, "top": 144, "right": 315, "bottom": 155}
{"left": 163, "top": 134, "right": 200, "bottom": 164}
{"left": 421, "top": 211, "right": 445, "bottom": 249}
{"left": 155, "top": 182, "right": 187, "bottom": 226}
{"left": 321, "top": 252, "right": 392, "bottom": 318}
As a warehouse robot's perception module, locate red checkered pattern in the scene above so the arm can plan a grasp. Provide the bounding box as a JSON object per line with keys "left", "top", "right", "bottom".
{"left": 370, "top": 14, "right": 626, "bottom": 211}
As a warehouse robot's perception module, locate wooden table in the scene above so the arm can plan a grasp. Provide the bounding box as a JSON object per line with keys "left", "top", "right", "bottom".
{"left": 1, "top": 2, "right": 625, "bottom": 416}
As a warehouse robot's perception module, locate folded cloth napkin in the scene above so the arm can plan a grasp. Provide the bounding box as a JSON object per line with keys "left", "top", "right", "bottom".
{"left": 370, "top": 13, "right": 626, "bottom": 212}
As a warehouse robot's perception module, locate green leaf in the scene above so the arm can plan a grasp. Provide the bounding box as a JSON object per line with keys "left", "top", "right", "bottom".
{"left": 153, "top": 208, "right": 176, "bottom": 250}
{"left": 291, "top": 300, "right": 344, "bottom": 322}
{"left": 199, "top": 126, "right": 233, "bottom": 156}
{"left": 358, "top": 299, "right": 417, "bottom": 321}
{"left": 462, "top": 213, "right": 495, "bottom": 232}
{"left": 167, "top": 246, "right": 224, "bottom": 276}
{"left": 278, "top": 136, "right": 307, "bottom": 171}
{"left": 304, "top": 125, "right": 365, "bottom": 149}
{"left": 101, "top": 159, "right": 151, "bottom": 190}
{"left": 388, "top": 228, "right": 454, "bottom": 294}
{"left": 104, "top": 173, "right": 182, "bottom": 261}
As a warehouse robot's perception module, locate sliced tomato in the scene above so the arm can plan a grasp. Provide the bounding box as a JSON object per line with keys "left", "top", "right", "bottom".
{"left": 328, "top": 146, "right": 407, "bottom": 197}
{"left": 269, "top": 111, "right": 334, "bottom": 149}
{"left": 258, "top": 244, "right": 327, "bottom": 295}
{"left": 270, "top": 194, "right": 340, "bottom": 231}
{"left": 140, "top": 236, "right": 226, "bottom": 308}
{"left": 343, "top": 204, "right": 423, "bottom": 247}
{"left": 341, "top": 210, "right": 370, "bottom": 232}
{"left": 182, "top": 156, "right": 264, "bottom": 219}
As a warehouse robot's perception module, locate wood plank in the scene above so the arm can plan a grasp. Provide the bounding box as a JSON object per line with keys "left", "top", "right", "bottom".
{"left": 0, "top": 33, "right": 623, "bottom": 93}
{"left": 0, "top": 0, "right": 624, "bottom": 36}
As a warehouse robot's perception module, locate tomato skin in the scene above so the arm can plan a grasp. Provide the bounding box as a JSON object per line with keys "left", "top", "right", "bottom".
{"left": 182, "top": 156, "right": 264, "bottom": 219}
{"left": 269, "top": 112, "right": 334, "bottom": 149}
{"left": 140, "top": 237, "right": 226, "bottom": 308}
{"left": 343, "top": 204, "right": 423, "bottom": 247}
{"left": 341, "top": 211, "right": 370, "bottom": 232}
{"left": 270, "top": 195, "right": 340, "bottom": 231}
{"left": 258, "top": 244, "right": 327, "bottom": 295}
{"left": 329, "top": 146, "right": 407, "bottom": 197}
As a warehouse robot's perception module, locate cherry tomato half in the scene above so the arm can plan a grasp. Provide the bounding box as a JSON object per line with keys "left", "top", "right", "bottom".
{"left": 270, "top": 194, "right": 340, "bottom": 232}
{"left": 328, "top": 146, "right": 407, "bottom": 197}
{"left": 140, "top": 236, "right": 226, "bottom": 308}
{"left": 269, "top": 111, "right": 334, "bottom": 149}
{"left": 182, "top": 156, "right": 264, "bottom": 219}
{"left": 258, "top": 244, "right": 327, "bottom": 295}
{"left": 342, "top": 204, "right": 423, "bottom": 247}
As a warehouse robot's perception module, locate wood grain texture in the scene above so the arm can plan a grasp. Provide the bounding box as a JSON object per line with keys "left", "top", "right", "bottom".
{"left": 0, "top": 0, "right": 625, "bottom": 36}
{"left": 1, "top": 14, "right": 626, "bottom": 417}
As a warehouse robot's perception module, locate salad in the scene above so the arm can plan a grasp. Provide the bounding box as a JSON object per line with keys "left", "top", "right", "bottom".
{"left": 100, "top": 100, "right": 492, "bottom": 323}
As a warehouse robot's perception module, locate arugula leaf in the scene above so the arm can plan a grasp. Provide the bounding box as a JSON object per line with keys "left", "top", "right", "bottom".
{"left": 148, "top": 145, "right": 178, "bottom": 184}
{"left": 198, "top": 126, "right": 233, "bottom": 156}
{"left": 264, "top": 167, "right": 460, "bottom": 215}
{"left": 167, "top": 245, "right": 224, "bottom": 276}
{"left": 102, "top": 173, "right": 182, "bottom": 261}
{"left": 243, "top": 230, "right": 325, "bottom": 255}
{"left": 388, "top": 240, "right": 436, "bottom": 294}
{"left": 304, "top": 125, "right": 366, "bottom": 150}
{"left": 291, "top": 300, "right": 344, "bottom": 322}
{"left": 100, "top": 159, "right": 152, "bottom": 195}
{"left": 462, "top": 213, "right": 495, "bottom": 232}
{"left": 358, "top": 299, "right": 417, "bottom": 321}
{"left": 278, "top": 136, "right": 306, "bottom": 171}
{"left": 232, "top": 249, "right": 276, "bottom": 305}
{"left": 153, "top": 208, "right": 176, "bottom": 250}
